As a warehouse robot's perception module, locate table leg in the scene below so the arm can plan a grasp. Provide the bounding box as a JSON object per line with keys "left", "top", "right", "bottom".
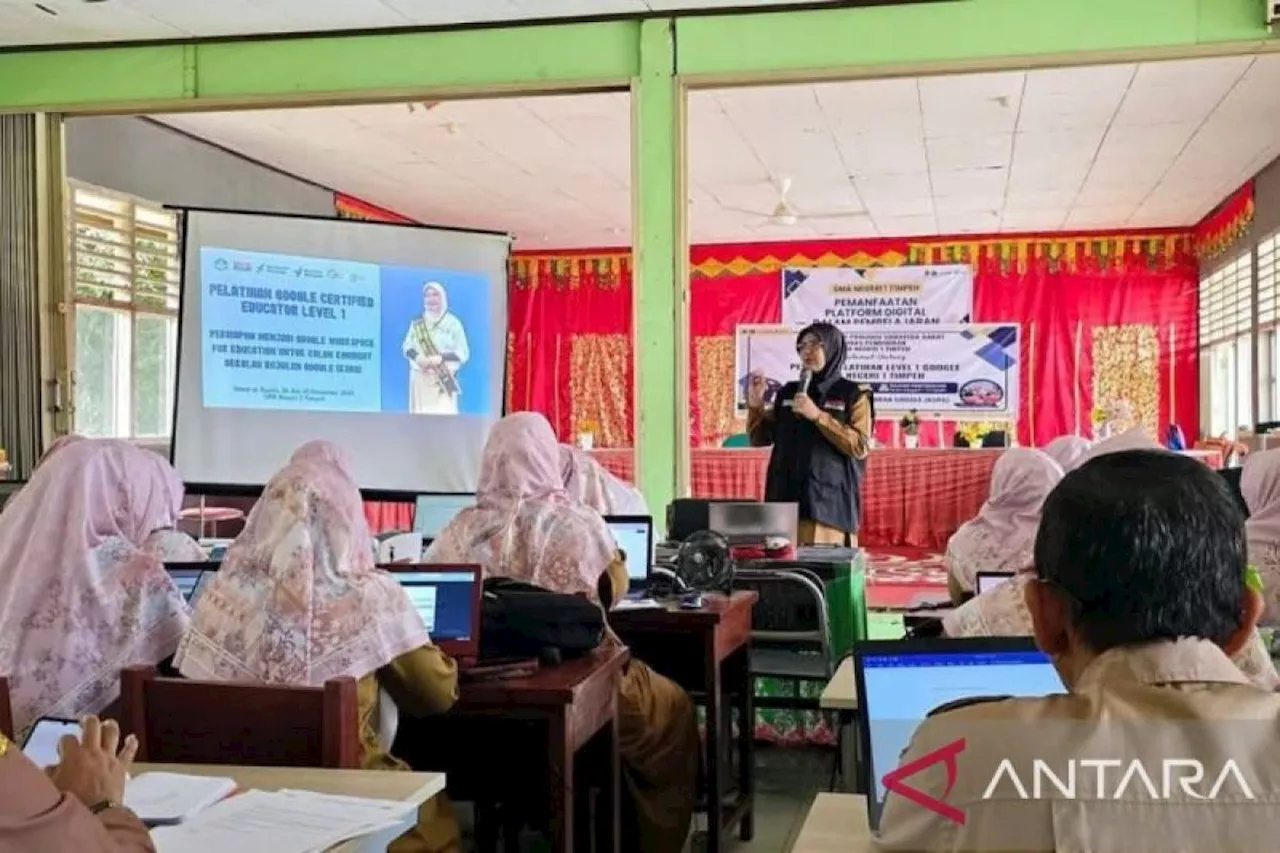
{"left": 736, "top": 646, "right": 755, "bottom": 841}
{"left": 705, "top": 644, "right": 723, "bottom": 853}
{"left": 547, "top": 714, "right": 574, "bottom": 853}
{"left": 596, "top": 704, "right": 621, "bottom": 853}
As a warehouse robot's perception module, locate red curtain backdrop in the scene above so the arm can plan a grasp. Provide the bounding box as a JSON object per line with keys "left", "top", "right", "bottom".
{"left": 507, "top": 251, "right": 634, "bottom": 448}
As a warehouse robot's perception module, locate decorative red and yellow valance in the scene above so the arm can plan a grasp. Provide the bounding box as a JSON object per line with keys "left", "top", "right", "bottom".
{"left": 1194, "top": 180, "right": 1254, "bottom": 261}
{"left": 511, "top": 252, "right": 630, "bottom": 291}
{"left": 690, "top": 238, "right": 910, "bottom": 278}
{"left": 334, "top": 193, "right": 417, "bottom": 224}
{"left": 909, "top": 232, "right": 1194, "bottom": 274}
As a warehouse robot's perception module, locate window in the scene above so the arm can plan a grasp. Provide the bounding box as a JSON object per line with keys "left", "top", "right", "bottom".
{"left": 1198, "top": 252, "right": 1252, "bottom": 437}
{"left": 1260, "top": 232, "right": 1280, "bottom": 422}
{"left": 69, "top": 184, "right": 180, "bottom": 439}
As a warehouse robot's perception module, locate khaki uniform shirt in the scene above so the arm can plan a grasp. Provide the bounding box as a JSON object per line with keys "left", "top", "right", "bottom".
{"left": 875, "top": 639, "right": 1280, "bottom": 852}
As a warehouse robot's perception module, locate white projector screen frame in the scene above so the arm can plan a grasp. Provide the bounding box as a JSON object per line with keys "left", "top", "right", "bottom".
{"left": 171, "top": 208, "right": 510, "bottom": 496}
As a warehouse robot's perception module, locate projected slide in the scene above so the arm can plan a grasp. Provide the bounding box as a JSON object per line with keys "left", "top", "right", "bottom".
{"left": 200, "top": 248, "right": 492, "bottom": 417}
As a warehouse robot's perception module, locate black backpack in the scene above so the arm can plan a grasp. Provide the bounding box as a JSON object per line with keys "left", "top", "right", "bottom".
{"left": 479, "top": 578, "right": 605, "bottom": 663}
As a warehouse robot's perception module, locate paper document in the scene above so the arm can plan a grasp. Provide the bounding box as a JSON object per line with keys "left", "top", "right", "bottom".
{"left": 613, "top": 598, "right": 663, "bottom": 611}
{"left": 124, "top": 772, "right": 237, "bottom": 825}
{"left": 150, "top": 789, "right": 417, "bottom": 853}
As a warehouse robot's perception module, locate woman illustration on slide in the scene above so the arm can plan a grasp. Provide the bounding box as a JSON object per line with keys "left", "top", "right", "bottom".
{"left": 402, "top": 281, "right": 470, "bottom": 415}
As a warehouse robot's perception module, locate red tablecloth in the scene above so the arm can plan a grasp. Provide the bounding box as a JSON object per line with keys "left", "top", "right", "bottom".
{"left": 363, "top": 447, "right": 999, "bottom": 548}
{"left": 592, "top": 447, "right": 998, "bottom": 550}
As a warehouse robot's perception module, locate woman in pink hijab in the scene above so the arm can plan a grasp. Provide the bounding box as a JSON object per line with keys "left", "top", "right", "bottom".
{"left": 945, "top": 438, "right": 1280, "bottom": 690}
{"left": 1242, "top": 448, "right": 1280, "bottom": 624}
{"left": 427, "top": 413, "right": 698, "bottom": 853}
{"left": 0, "top": 439, "right": 190, "bottom": 736}
{"left": 1043, "top": 435, "right": 1091, "bottom": 472}
{"left": 560, "top": 444, "right": 649, "bottom": 517}
{"left": 176, "top": 440, "right": 459, "bottom": 852}
{"left": 945, "top": 449, "right": 1063, "bottom": 600}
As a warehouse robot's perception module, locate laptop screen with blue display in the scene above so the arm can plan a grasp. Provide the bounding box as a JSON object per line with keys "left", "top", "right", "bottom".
{"left": 414, "top": 495, "right": 474, "bottom": 540}
{"left": 855, "top": 638, "right": 1063, "bottom": 831}
{"left": 391, "top": 566, "right": 482, "bottom": 658}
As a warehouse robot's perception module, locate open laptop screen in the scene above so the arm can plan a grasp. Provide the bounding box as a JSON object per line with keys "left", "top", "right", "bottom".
{"left": 390, "top": 566, "right": 482, "bottom": 658}
{"left": 855, "top": 638, "right": 1062, "bottom": 831}
{"left": 168, "top": 568, "right": 204, "bottom": 602}
{"left": 605, "top": 515, "right": 653, "bottom": 581}
{"left": 975, "top": 571, "right": 1015, "bottom": 595}
{"left": 414, "top": 495, "right": 475, "bottom": 540}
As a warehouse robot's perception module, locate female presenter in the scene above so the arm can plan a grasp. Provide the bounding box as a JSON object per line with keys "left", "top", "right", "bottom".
{"left": 746, "top": 322, "right": 873, "bottom": 546}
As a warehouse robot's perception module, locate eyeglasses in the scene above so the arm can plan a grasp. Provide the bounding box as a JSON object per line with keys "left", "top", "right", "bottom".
{"left": 796, "top": 339, "right": 822, "bottom": 354}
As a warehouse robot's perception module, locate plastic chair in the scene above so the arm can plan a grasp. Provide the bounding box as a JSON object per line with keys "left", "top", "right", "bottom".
{"left": 120, "top": 665, "right": 360, "bottom": 768}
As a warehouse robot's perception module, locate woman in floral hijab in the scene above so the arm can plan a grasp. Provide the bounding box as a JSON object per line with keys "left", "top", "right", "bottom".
{"left": 177, "top": 440, "right": 460, "bottom": 852}
{"left": 427, "top": 413, "right": 699, "bottom": 853}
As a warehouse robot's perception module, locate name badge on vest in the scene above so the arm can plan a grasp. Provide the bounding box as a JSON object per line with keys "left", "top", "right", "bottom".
{"left": 823, "top": 403, "right": 845, "bottom": 413}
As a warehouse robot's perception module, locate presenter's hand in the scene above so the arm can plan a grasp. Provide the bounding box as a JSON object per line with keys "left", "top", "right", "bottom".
{"left": 793, "top": 392, "right": 820, "bottom": 422}
{"left": 747, "top": 371, "right": 767, "bottom": 408}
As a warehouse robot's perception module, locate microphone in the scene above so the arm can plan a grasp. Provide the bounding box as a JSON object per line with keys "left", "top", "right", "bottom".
{"left": 798, "top": 367, "right": 812, "bottom": 394}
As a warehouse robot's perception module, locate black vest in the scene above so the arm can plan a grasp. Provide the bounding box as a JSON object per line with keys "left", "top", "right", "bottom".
{"left": 763, "top": 377, "right": 868, "bottom": 535}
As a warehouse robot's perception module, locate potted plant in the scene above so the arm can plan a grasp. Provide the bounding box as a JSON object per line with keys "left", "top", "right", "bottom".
{"left": 899, "top": 410, "right": 922, "bottom": 448}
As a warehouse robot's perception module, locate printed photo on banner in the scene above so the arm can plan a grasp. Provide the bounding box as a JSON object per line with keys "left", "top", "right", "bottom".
{"left": 781, "top": 265, "right": 973, "bottom": 328}
{"left": 734, "top": 322, "right": 1020, "bottom": 417}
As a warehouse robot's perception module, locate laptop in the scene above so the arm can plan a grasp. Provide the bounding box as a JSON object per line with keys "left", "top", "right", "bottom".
{"left": 976, "top": 571, "right": 1015, "bottom": 595}
{"left": 854, "top": 637, "right": 1063, "bottom": 832}
{"left": 385, "top": 564, "right": 483, "bottom": 660}
{"left": 604, "top": 514, "right": 653, "bottom": 590}
{"left": 165, "top": 561, "right": 220, "bottom": 605}
{"left": 413, "top": 494, "right": 475, "bottom": 544}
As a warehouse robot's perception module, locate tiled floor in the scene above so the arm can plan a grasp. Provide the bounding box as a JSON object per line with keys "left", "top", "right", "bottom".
{"left": 458, "top": 745, "right": 836, "bottom": 852}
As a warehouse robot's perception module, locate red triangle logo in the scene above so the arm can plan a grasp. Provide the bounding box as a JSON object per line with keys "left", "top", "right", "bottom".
{"left": 881, "top": 737, "right": 967, "bottom": 825}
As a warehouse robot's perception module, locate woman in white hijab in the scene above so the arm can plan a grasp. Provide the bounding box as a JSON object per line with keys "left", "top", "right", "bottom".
{"left": 944, "top": 432, "right": 1280, "bottom": 691}
{"left": 1043, "top": 435, "right": 1091, "bottom": 472}
{"left": 945, "top": 449, "right": 1063, "bottom": 602}
{"left": 560, "top": 444, "right": 649, "bottom": 516}
{"left": 402, "top": 282, "right": 470, "bottom": 416}
{"left": 1242, "top": 448, "right": 1280, "bottom": 624}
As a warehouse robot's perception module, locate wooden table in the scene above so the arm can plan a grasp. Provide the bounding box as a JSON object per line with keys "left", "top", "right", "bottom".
{"left": 608, "top": 591, "right": 757, "bottom": 853}
{"left": 820, "top": 657, "right": 861, "bottom": 793}
{"left": 132, "top": 763, "right": 446, "bottom": 852}
{"left": 792, "top": 793, "right": 872, "bottom": 853}
{"left": 395, "top": 644, "right": 629, "bottom": 853}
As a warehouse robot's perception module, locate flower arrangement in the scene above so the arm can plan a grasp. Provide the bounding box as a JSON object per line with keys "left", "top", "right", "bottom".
{"left": 899, "top": 410, "right": 921, "bottom": 437}
{"left": 957, "top": 421, "right": 998, "bottom": 447}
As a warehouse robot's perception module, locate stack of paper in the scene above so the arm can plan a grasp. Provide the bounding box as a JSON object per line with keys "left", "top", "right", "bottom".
{"left": 125, "top": 772, "right": 238, "bottom": 825}
{"left": 149, "top": 789, "right": 418, "bottom": 853}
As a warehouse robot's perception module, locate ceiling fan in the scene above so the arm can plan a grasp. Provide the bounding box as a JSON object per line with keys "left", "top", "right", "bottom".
{"left": 719, "top": 177, "right": 866, "bottom": 228}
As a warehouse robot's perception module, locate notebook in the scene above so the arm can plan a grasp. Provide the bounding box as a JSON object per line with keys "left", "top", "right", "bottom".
{"left": 385, "top": 565, "right": 483, "bottom": 659}
{"left": 604, "top": 515, "right": 653, "bottom": 587}
{"left": 124, "top": 772, "right": 238, "bottom": 825}
{"left": 854, "top": 637, "right": 1062, "bottom": 832}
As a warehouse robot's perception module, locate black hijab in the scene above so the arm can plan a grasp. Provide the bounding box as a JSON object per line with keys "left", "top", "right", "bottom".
{"left": 797, "top": 322, "right": 847, "bottom": 394}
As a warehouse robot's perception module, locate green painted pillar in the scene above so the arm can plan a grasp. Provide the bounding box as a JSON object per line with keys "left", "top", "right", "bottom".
{"left": 631, "top": 18, "right": 687, "bottom": 529}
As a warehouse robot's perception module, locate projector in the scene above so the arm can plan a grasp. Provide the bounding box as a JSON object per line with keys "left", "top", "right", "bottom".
{"left": 376, "top": 531, "right": 424, "bottom": 564}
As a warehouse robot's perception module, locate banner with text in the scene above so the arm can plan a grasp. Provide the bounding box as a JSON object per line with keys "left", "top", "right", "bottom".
{"left": 781, "top": 265, "right": 972, "bottom": 328}
{"left": 735, "top": 323, "right": 1020, "bottom": 417}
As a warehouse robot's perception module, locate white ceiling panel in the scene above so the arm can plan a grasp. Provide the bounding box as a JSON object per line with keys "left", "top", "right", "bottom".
{"left": 144, "top": 53, "right": 1280, "bottom": 246}
{"left": 0, "top": 0, "right": 852, "bottom": 45}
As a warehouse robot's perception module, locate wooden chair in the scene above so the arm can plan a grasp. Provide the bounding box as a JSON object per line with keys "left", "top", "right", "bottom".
{"left": 120, "top": 665, "right": 360, "bottom": 768}
{"left": 0, "top": 676, "right": 13, "bottom": 740}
